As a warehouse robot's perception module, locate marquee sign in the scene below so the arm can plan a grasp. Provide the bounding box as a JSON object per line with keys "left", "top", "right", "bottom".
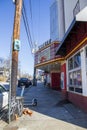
{"left": 38, "top": 39, "right": 51, "bottom": 50}
{"left": 38, "top": 47, "right": 50, "bottom": 63}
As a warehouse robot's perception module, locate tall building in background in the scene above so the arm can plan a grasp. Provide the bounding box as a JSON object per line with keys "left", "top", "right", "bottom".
{"left": 50, "top": 0, "right": 87, "bottom": 42}
{"left": 50, "top": 0, "right": 65, "bottom": 42}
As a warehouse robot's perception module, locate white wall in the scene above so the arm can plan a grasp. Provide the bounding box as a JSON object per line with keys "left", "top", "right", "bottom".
{"left": 50, "top": 0, "right": 87, "bottom": 41}
{"left": 64, "top": 0, "right": 87, "bottom": 32}
{"left": 81, "top": 47, "right": 87, "bottom": 96}
{"left": 64, "top": 0, "right": 78, "bottom": 32}
{"left": 80, "top": 0, "right": 87, "bottom": 10}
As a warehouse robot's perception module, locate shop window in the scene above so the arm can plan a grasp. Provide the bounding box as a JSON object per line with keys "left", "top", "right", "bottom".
{"left": 77, "top": 70, "right": 82, "bottom": 86}
{"left": 68, "top": 70, "right": 82, "bottom": 93}
{"left": 68, "top": 52, "right": 81, "bottom": 70}
{"left": 74, "top": 52, "right": 81, "bottom": 68}
{"left": 69, "top": 87, "right": 74, "bottom": 91}
{"left": 73, "top": 71, "right": 77, "bottom": 85}
{"left": 68, "top": 52, "right": 82, "bottom": 94}
{"left": 68, "top": 58, "right": 73, "bottom": 70}
{"left": 69, "top": 73, "right": 73, "bottom": 85}
{"left": 85, "top": 47, "right": 87, "bottom": 71}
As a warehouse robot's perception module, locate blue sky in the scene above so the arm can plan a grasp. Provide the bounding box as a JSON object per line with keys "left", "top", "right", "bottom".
{"left": 0, "top": 0, "right": 52, "bottom": 76}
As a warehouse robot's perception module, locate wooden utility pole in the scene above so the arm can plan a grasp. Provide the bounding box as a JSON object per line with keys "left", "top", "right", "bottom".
{"left": 11, "top": 0, "right": 23, "bottom": 97}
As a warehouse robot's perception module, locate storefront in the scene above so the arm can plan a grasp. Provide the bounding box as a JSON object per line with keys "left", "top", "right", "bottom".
{"left": 56, "top": 7, "right": 87, "bottom": 112}
{"left": 34, "top": 41, "right": 64, "bottom": 90}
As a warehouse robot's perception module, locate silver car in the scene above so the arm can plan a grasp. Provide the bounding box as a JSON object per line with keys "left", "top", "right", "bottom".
{"left": 0, "top": 84, "right": 8, "bottom": 109}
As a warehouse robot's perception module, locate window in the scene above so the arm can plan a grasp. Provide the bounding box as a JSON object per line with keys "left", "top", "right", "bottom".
{"left": 68, "top": 52, "right": 82, "bottom": 93}
{"left": 68, "top": 58, "right": 73, "bottom": 70}
{"left": 85, "top": 47, "right": 87, "bottom": 71}
{"left": 74, "top": 53, "right": 81, "bottom": 68}
{"left": 69, "top": 72, "right": 73, "bottom": 85}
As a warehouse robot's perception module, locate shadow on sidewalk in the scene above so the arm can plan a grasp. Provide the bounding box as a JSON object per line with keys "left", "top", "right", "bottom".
{"left": 26, "top": 82, "right": 87, "bottom": 129}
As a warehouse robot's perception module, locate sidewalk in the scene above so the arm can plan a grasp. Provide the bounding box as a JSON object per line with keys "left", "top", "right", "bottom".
{"left": 1, "top": 82, "right": 87, "bottom": 130}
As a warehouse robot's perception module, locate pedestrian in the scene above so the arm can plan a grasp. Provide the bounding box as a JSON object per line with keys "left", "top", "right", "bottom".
{"left": 44, "top": 77, "right": 47, "bottom": 86}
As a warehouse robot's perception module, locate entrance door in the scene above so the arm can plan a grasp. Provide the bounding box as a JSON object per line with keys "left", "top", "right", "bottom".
{"left": 51, "top": 73, "right": 60, "bottom": 90}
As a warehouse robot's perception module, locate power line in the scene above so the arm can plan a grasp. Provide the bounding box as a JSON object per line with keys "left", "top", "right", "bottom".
{"left": 28, "top": 0, "right": 35, "bottom": 42}
{"left": 22, "top": 10, "right": 32, "bottom": 51}
{"left": 22, "top": 1, "right": 34, "bottom": 52}
{"left": 23, "top": 2, "right": 33, "bottom": 47}
{"left": 29, "top": 0, "right": 32, "bottom": 19}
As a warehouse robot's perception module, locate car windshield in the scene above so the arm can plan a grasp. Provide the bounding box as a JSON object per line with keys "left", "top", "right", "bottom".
{"left": 0, "top": 85, "right": 6, "bottom": 93}
{"left": 20, "top": 78, "right": 28, "bottom": 81}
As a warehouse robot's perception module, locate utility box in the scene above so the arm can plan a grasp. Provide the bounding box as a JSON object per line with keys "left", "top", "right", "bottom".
{"left": 16, "top": 96, "right": 24, "bottom": 116}
{"left": 13, "top": 39, "right": 21, "bottom": 51}
{"left": 9, "top": 96, "right": 24, "bottom": 122}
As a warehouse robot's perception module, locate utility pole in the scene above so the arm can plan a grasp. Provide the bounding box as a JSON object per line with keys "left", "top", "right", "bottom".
{"left": 11, "top": 0, "right": 23, "bottom": 97}
{"left": 9, "top": 0, "right": 23, "bottom": 122}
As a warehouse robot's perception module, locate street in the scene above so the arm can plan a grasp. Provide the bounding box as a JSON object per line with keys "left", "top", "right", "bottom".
{"left": 1, "top": 81, "right": 87, "bottom": 130}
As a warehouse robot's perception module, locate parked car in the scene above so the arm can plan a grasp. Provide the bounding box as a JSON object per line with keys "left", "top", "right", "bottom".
{"left": 0, "top": 84, "right": 8, "bottom": 110}
{"left": 18, "top": 78, "right": 32, "bottom": 88}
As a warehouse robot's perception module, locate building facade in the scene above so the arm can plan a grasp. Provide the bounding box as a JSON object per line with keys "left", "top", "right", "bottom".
{"left": 56, "top": 7, "right": 87, "bottom": 112}
{"left": 34, "top": 0, "right": 87, "bottom": 112}
{"left": 34, "top": 41, "right": 64, "bottom": 90}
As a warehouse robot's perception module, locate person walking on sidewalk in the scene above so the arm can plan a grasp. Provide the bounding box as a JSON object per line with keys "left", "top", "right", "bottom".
{"left": 44, "top": 77, "right": 47, "bottom": 86}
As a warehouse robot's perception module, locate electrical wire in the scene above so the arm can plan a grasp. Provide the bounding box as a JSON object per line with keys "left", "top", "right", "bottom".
{"left": 29, "top": 0, "right": 32, "bottom": 19}
{"left": 23, "top": 2, "right": 33, "bottom": 48}
{"left": 22, "top": 1, "right": 34, "bottom": 52}
{"left": 28, "top": 0, "right": 35, "bottom": 43}
{"left": 22, "top": 11, "right": 32, "bottom": 51}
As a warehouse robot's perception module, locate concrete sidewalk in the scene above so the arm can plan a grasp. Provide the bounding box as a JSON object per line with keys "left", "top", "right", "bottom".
{"left": 1, "top": 82, "right": 87, "bottom": 130}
